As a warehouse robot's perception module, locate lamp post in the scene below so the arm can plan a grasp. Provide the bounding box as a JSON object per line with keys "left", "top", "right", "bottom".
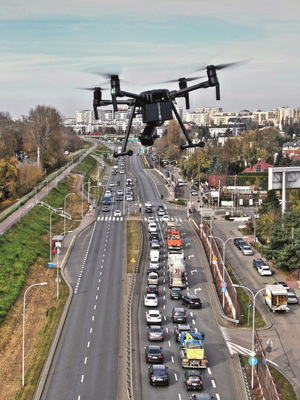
{"left": 64, "top": 193, "right": 75, "bottom": 236}
{"left": 209, "top": 235, "right": 248, "bottom": 308}
{"left": 233, "top": 284, "right": 265, "bottom": 390}
{"left": 81, "top": 181, "right": 90, "bottom": 218}
{"left": 22, "top": 282, "right": 48, "bottom": 386}
{"left": 17, "top": 199, "right": 21, "bottom": 222}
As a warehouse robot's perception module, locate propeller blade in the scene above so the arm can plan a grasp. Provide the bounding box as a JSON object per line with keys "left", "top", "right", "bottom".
{"left": 159, "top": 75, "right": 205, "bottom": 84}
{"left": 77, "top": 86, "right": 109, "bottom": 91}
{"left": 196, "top": 60, "right": 248, "bottom": 72}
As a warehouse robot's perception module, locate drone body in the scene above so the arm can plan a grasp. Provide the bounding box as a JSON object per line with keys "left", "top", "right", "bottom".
{"left": 90, "top": 64, "right": 232, "bottom": 157}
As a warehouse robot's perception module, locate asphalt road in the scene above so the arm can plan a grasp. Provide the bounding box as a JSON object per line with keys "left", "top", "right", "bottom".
{"left": 41, "top": 160, "right": 128, "bottom": 400}
{"left": 129, "top": 154, "right": 240, "bottom": 400}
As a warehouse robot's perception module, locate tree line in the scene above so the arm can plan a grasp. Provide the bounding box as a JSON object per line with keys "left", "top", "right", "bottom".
{"left": 0, "top": 106, "right": 83, "bottom": 208}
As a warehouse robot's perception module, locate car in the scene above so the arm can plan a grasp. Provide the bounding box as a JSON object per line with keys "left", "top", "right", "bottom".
{"left": 234, "top": 237, "right": 244, "bottom": 247}
{"left": 144, "top": 293, "right": 158, "bottom": 307}
{"left": 274, "top": 281, "right": 289, "bottom": 288}
{"left": 185, "top": 370, "right": 203, "bottom": 391}
{"left": 148, "top": 272, "right": 159, "bottom": 285}
{"left": 241, "top": 244, "right": 254, "bottom": 256}
{"left": 145, "top": 345, "right": 163, "bottom": 363}
{"left": 151, "top": 240, "right": 160, "bottom": 250}
{"left": 157, "top": 208, "right": 165, "bottom": 216}
{"left": 182, "top": 294, "right": 202, "bottom": 309}
{"left": 174, "top": 324, "right": 193, "bottom": 342}
{"left": 161, "top": 214, "right": 170, "bottom": 222}
{"left": 148, "top": 223, "right": 157, "bottom": 232}
{"left": 145, "top": 207, "right": 153, "bottom": 213}
{"left": 111, "top": 170, "right": 117, "bottom": 175}
{"left": 147, "top": 265, "right": 159, "bottom": 275}
{"left": 147, "top": 325, "right": 164, "bottom": 341}
{"left": 253, "top": 258, "right": 268, "bottom": 269}
{"left": 115, "top": 195, "right": 123, "bottom": 201}
{"left": 287, "top": 290, "right": 298, "bottom": 304}
{"left": 102, "top": 206, "right": 110, "bottom": 212}
{"left": 114, "top": 210, "right": 122, "bottom": 217}
{"left": 119, "top": 170, "right": 125, "bottom": 174}
{"left": 191, "top": 190, "right": 198, "bottom": 196}
{"left": 126, "top": 195, "right": 133, "bottom": 201}
{"left": 150, "top": 249, "right": 160, "bottom": 262}
{"left": 149, "top": 260, "right": 159, "bottom": 270}
{"left": 189, "top": 394, "right": 214, "bottom": 400}
{"left": 170, "top": 287, "right": 182, "bottom": 300}
{"left": 257, "top": 265, "right": 272, "bottom": 276}
{"left": 145, "top": 201, "right": 153, "bottom": 208}
{"left": 117, "top": 190, "right": 123, "bottom": 196}
{"left": 172, "top": 307, "right": 187, "bottom": 323}
{"left": 108, "top": 182, "right": 116, "bottom": 187}
{"left": 103, "top": 199, "right": 111, "bottom": 205}
{"left": 147, "top": 284, "right": 159, "bottom": 295}
{"left": 148, "top": 364, "right": 169, "bottom": 386}
{"left": 236, "top": 240, "right": 248, "bottom": 250}
{"left": 148, "top": 216, "right": 155, "bottom": 223}
{"left": 149, "top": 232, "right": 159, "bottom": 241}
{"left": 146, "top": 309, "right": 162, "bottom": 324}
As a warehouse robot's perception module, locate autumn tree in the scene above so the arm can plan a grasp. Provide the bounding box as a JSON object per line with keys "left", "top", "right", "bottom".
{"left": 167, "top": 119, "right": 183, "bottom": 147}
{"left": 0, "top": 157, "right": 18, "bottom": 199}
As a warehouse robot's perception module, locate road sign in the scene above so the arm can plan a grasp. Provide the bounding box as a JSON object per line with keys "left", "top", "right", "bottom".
{"left": 248, "top": 356, "right": 258, "bottom": 366}
{"left": 221, "top": 282, "right": 227, "bottom": 288}
{"left": 212, "top": 256, "right": 218, "bottom": 265}
{"left": 221, "top": 287, "right": 227, "bottom": 293}
{"left": 248, "top": 302, "right": 252, "bottom": 310}
{"left": 200, "top": 223, "right": 204, "bottom": 228}
{"left": 131, "top": 258, "right": 136, "bottom": 263}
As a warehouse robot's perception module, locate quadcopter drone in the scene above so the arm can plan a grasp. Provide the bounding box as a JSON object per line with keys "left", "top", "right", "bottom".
{"left": 90, "top": 63, "right": 235, "bottom": 158}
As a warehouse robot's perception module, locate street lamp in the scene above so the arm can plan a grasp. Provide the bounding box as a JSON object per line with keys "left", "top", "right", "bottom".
{"left": 22, "top": 282, "right": 47, "bottom": 386}
{"left": 17, "top": 199, "right": 21, "bottom": 222}
{"left": 209, "top": 235, "right": 248, "bottom": 308}
{"left": 64, "top": 193, "right": 75, "bottom": 236}
{"left": 82, "top": 181, "right": 90, "bottom": 218}
{"left": 233, "top": 284, "right": 265, "bottom": 390}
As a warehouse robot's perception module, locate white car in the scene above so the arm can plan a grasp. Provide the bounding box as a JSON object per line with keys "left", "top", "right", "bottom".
{"left": 157, "top": 209, "right": 165, "bottom": 216}
{"left": 114, "top": 210, "right": 122, "bottom": 217}
{"left": 144, "top": 293, "right": 158, "bottom": 307}
{"left": 241, "top": 245, "right": 254, "bottom": 256}
{"left": 146, "top": 309, "right": 162, "bottom": 324}
{"left": 148, "top": 216, "right": 155, "bottom": 223}
{"left": 119, "top": 170, "right": 125, "bottom": 174}
{"left": 145, "top": 201, "right": 153, "bottom": 208}
{"left": 117, "top": 190, "right": 123, "bottom": 196}
{"left": 149, "top": 260, "right": 159, "bottom": 270}
{"left": 126, "top": 195, "right": 133, "bottom": 201}
{"left": 161, "top": 214, "right": 170, "bottom": 222}
{"left": 257, "top": 265, "right": 272, "bottom": 276}
{"left": 150, "top": 249, "right": 160, "bottom": 262}
{"left": 148, "top": 272, "right": 159, "bottom": 285}
{"left": 148, "top": 223, "right": 157, "bottom": 233}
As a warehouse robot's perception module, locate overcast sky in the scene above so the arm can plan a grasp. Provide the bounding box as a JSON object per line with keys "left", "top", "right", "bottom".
{"left": 1, "top": 0, "right": 300, "bottom": 119}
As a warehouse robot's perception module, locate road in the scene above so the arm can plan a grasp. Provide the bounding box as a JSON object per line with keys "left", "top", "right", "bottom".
{"left": 129, "top": 154, "right": 240, "bottom": 400}
{"left": 41, "top": 158, "right": 127, "bottom": 400}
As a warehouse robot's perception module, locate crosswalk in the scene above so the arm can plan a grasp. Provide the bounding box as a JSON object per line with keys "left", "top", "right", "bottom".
{"left": 98, "top": 216, "right": 123, "bottom": 222}
{"left": 144, "top": 217, "right": 183, "bottom": 223}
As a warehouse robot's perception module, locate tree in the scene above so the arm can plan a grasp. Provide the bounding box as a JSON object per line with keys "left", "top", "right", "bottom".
{"left": 167, "top": 119, "right": 183, "bottom": 147}
{"left": 259, "top": 190, "right": 281, "bottom": 215}
{"left": 0, "top": 157, "right": 18, "bottom": 199}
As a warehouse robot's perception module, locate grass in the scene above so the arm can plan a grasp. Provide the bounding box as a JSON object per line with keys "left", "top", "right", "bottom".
{"left": 127, "top": 221, "right": 141, "bottom": 273}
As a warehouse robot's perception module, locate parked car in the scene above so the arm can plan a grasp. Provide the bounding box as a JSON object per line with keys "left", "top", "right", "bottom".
{"left": 257, "top": 265, "right": 272, "bottom": 276}
{"left": 144, "top": 293, "right": 158, "bottom": 307}
{"left": 236, "top": 240, "right": 248, "bottom": 250}
{"left": 234, "top": 237, "right": 244, "bottom": 247}
{"left": 241, "top": 244, "right": 254, "bottom": 256}
{"left": 287, "top": 290, "right": 298, "bottom": 304}
{"left": 182, "top": 294, "right": 202, "bottom": 309}
{"left": 253, "top": 258, "right": 268, "bottom": 269}
{"left": 148, "top": 364, "right": 169, "bottom": 386}
{"left": 170, "top": 287, "right": 182, "bottom": 300}
{"left": 185, "top": 370, "right": 203, "bottom": 391}
{"left": 145, "top": 345, "right": 163, "bottom": 363}
{"left": 172, "top": 307, "right": 187, "bottom": 323}
{"left": 147, "top": 325, "right": 164, "bottom": 341}
{"left": 146, "top": 309, "right": 162, "bottom": 324}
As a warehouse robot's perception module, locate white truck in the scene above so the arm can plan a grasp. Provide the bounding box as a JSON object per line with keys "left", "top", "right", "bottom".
{"left": 265, "top": 285, "right": 289, "bottom": 312}
{"left": 168, "top": 253, "right": 186, "bottom": 274}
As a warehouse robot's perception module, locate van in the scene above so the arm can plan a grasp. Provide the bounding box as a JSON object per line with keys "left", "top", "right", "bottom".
{"left": 148, "top": 223, "right": 157, "bottom": 233}
{"left": 150, "top": 249, "right": 160, "bottom": 262}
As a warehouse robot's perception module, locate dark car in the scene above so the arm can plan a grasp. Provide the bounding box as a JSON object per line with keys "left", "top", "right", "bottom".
{"left": 151, "top": 240, "right": 160, "bottom": 250}
{"left": 236, "top": 240, "right": 247, "bottom": 250}
{"left": 147, "top": 265, "right": 159, "bottom": 275}
{"left": 185, "top": 370, "right": 203, "bottom": 391}
{"left": 147, "top": 325, "right": 164, "bottom": 341}
{"left": 102, "top": 206, "right": 110, "bottom": 212}
{"left": 170, "top": 287, "right": 182, "bottom": 300}
{"left": 174, "top": 324, "right": 193, "bottom": 342}
{"left": 147, "top": 284, "right": 159, "bottom": 295}
{"left": 253, "top": 258, "right": 267, "bottom": 269}
{"left": 234, "top": 237, "right": 244, "bottom": 247}
{"left": 189, "top": 394, "right": 214, "bottom": 400}
{"left": 145, "top": 345, "right": 163, "bottom": 363}
{"left": 103, "top": 199, "right": 111, "bottom": 205}
{"left": 273, "top": 281, "right": 288, "bottom": 288}
{"left": 148, "top": 364, "right": 169, "bottom": 386}
{"left": 115, "top": 195, "right": 123, "bottom": 201}
{"left": 182, "top": 294, "right": 202, "bottom": 309}
{"left": 145, "top": 207, "right": 153, "bottom": 213}
{"left": 149, "top": 232, "right": 159, "bottom": 240}
{"left": 172, "top": 307, "right": 187, "bottom": 323}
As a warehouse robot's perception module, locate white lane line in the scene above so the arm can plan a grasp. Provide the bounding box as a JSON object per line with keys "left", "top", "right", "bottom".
{"left": 207, "top": 367, "right": 212, "bottom": 375}
{"left": 81, "top": 375, "right": 84, "bottom": 383}
{"left": 90, "top": 328, "right": 93, "bottom": 333}
{"left": 95, "top": 295, "right": 98, "bottom": 300}
{"left": 87, "top": 341, "right": 90, "bottom": 348}
{"left": 212, "top": 379, "right": 216, "bottom": 388}
{"left": 174, "top": 373, "right": 178, "bottom": 381}
{"left": 92, "top": 315, "right": 95, "bottom": 321}
{"left": 168, "top": 340, "right": 171, "bottom": 347}
{"left": 171, "top": 356, "right": 174, "bottom": 363}
{"left": 94, "top": 305, "right": 97, "bottom": 310}
{"left": 84, "top": 357, "right": 87, "bottom": 364}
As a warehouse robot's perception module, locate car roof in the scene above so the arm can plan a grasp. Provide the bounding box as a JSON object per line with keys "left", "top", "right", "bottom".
{"left": 185, "top": 294, "right": 199, "bottom": 299}
{"left": 186, "top": 370, "right": 202, "bottom": 377}
{"left": 147, "top": 345, "right": 162, "bottom": 350}
{"left": 173, "top": 307, "right": 185, "bottom": 312}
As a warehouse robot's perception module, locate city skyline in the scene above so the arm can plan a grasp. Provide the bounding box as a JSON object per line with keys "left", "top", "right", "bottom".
{"left": 1, "top": 1, "right": 300, "bottom": 119}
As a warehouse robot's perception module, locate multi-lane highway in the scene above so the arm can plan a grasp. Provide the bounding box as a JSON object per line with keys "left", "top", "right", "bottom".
{"left": 40, "top": 146, "right": 240, "bottom": 400}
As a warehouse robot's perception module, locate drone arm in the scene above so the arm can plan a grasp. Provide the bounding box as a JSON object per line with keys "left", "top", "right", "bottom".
{"left": 113, "top": 102, "right": 136, "bottom": 158}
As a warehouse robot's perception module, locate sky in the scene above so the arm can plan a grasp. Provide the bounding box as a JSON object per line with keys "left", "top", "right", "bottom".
{"left": 1, "top": 0, "right": 300, "bottom": 119}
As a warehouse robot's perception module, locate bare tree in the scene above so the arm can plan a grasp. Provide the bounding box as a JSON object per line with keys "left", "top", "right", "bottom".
{"left": 0, "top": 112, "right": 12, "bottom": 140}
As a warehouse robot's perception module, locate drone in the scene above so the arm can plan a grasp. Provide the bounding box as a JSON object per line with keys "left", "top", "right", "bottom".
{"left": 90, "top": 63, "right": 237, "bottom": 158}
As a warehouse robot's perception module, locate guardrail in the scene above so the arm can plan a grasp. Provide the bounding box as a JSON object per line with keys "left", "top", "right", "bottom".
{"left": 126, "top": 222, "right": 143, "bottom": 400}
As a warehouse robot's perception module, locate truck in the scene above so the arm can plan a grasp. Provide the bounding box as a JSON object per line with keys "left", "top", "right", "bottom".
{"left": 164, "top": 221, "right": 177, "bottom": 238}
{"left": 179, "top": 332, "right": 207, "bottom": 369}
{"left": 168, "top": 253, "right": 186, "bottom": 288}
{"left": 168, "top": 270, "right": 186, "bottom": 289}
{"left": 167, "top": 229, "right": 183, "bottom": 253}
{"left": 168, "top": 253, "right": 185, "bottom": 274}
{"left": 265, "top": 285, "right": 290, "bottom": 312}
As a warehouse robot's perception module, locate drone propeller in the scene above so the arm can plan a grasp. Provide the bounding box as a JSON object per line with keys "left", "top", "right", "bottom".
{"left": 77, "top": 86, "right": 109, "bottom": 91}
{"left": 160, "top": 75, "right": 205, "bottom": 84}
{"left": 196, "top": 60, "right": 246, "bottom": 72}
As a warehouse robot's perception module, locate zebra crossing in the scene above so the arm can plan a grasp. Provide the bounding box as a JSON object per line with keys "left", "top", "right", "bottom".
{"left": 98, "top": 216, "right": 123, "bottom": 222}
{"left": 144, "top": 216, "right": 183, "bottom": 223}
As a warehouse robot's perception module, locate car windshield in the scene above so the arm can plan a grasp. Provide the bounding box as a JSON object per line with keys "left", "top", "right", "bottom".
{"left": 188, "top": 376, "right": 201, "bottom": 382}
{"left": 150, "top": 327, "right": 162, "bottom": 332}
{"left": 149, "top": 348, "right": 161, "bottom": 354}
{"left": 153, "top": 368, "right": 166, "bottom": 376}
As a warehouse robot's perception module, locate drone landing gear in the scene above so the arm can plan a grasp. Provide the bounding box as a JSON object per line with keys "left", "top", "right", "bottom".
{"left": 180, "top": 142, "right": 205, "bottom": 150}
{"left": 113, "top": 150, "right": 134, "bottom": 158}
